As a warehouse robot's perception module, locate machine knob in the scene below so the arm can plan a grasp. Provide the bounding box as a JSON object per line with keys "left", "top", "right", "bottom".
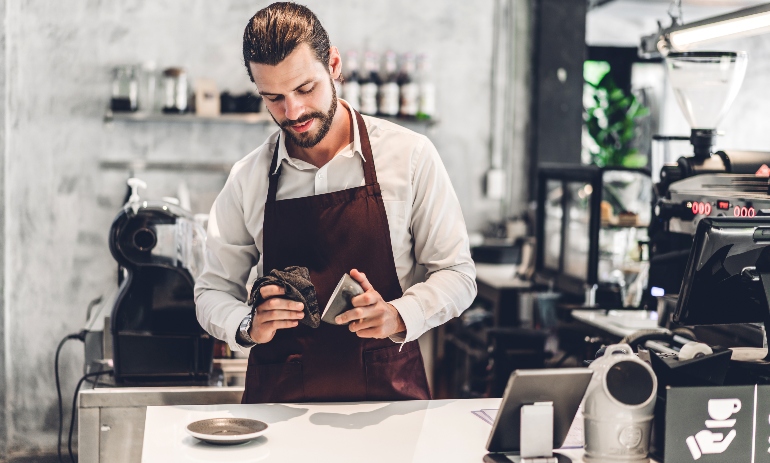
{"left": 655, "top": 199, "right": 694, "bottom": 221}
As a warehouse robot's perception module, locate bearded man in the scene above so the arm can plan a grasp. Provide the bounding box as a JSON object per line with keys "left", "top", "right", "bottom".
{"left": 195, "top": 2, "right": 476, "bottom": 403}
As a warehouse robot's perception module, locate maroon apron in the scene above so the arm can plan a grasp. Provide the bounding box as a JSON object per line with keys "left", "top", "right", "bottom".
{"left": 242, "top": 110, "right": 431, "bottom": 404}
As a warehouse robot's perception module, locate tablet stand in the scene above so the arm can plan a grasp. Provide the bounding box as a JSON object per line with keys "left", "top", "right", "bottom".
{"left": 488, "top": 402, "right": 572, "bottom": 463}
{"left": 520, "top": 402, "right": 554, "bottom": 460}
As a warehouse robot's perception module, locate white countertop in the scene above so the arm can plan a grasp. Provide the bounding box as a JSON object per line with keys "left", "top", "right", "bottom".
{"left": 571, "top": 309, "right": 662, "bottom": 338}
{"left": 141, "top": 398, "right": 591, "bottom": 463}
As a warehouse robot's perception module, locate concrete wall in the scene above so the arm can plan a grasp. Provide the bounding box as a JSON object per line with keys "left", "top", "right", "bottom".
{"left": 0, "top": 0, "right": 7, "bottom": 458}
{"left": 0, "top": 0, "right": 499, "bottom": 457}
{"left": 717, "top": 34, "right": 770, "bottom": 152}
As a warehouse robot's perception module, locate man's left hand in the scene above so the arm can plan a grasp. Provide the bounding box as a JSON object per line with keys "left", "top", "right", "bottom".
{"left": 335, "top": 268, "right": 406, "bottom": 338}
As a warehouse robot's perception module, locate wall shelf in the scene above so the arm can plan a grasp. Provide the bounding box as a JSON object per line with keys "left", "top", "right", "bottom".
{"left": 99, "top": 159, "right": 233, "bottom": 173}
{"left": 104, "top": 110, "right": 273, "bottom": 125}
{"left": 103, "top": 110, "right": 438, "bottom": 128}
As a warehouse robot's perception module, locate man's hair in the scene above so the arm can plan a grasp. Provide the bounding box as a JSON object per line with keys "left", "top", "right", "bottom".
{"left": 242, "top": 2, "right": 331, "bottom": 81}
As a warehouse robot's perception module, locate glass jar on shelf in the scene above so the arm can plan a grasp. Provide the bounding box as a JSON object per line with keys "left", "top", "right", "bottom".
{"left": 110, "top": 65, "right": 139, "bottom": 112}
{"left": 138, "top": 61, "right": 158, "bottom": 114}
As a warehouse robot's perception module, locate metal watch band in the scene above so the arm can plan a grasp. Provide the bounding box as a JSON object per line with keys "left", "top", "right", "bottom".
{"left": 236, "top": 313, "right": 257, "bottom": 347}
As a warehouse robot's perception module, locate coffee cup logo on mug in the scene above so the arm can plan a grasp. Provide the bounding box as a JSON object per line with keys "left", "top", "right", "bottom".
{"left": 708, "top": 399, "right": 741, "bottom": 421}
{"left": 703, "top": 398, "right": 741, "bottom": 429}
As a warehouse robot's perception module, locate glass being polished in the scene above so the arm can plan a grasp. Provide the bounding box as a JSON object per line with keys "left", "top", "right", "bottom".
{"left": 194, "top": 2, "right": 476, "bottom": 404}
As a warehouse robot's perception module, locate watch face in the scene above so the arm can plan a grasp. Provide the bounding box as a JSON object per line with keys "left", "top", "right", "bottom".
{"left": 239, "top": 315, "right": 256, "bottom": 345}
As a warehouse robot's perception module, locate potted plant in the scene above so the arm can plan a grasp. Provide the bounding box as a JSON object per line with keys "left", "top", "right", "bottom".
{"left": 583, "top": 65, "right": 649, "bottom": 168}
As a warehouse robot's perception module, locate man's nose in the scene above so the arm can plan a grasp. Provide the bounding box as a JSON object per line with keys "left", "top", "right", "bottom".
{"left": 284, "top": 95, "right": 304, "bottom": 122}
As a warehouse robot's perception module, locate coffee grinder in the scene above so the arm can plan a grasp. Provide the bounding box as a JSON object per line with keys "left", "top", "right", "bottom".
{"left": 648, "top": 51, "right": 770, "bottom": 302}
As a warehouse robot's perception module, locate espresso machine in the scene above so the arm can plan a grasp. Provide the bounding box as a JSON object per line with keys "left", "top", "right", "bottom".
{"left": 96, "top": 178, "right": 214, "bottom": 385}
{"left": 649, "top": 51, "right": 770, "bottom": 302}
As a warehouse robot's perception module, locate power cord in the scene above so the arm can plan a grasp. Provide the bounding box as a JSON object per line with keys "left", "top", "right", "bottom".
{"left": 55, "top": 331, "right": 85, "bottom": 463}
{"left": 68, "top": 368, "right": 113, "bottom": 463}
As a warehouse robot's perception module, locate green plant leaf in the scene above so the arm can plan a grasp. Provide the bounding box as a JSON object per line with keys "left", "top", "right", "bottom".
{"left": 621, "top": 153, "right": 648, "bottom": 168}
{"left": 583, "top": 68, "right": 650, "bottom": 167}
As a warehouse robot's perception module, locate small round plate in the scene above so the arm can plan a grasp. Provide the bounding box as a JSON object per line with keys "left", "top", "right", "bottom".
{"left": 186, "top": 418, "right": 268, "bottom": 445}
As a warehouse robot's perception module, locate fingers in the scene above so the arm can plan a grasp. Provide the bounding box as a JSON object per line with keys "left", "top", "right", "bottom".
{"left": 348, "top": 316, "right": 379, "bottom": 332}
{"left": 349, "top": 269, "right": 373, "bottom": 292}
{"left": 259, "top": 298, "right": 304, "bottom": 312}
{"left": 259, "top": 284, "right": 286, "bottom": 298}
{"left": 261, "top": 320, "right": 299, "bottom": 331}
{"left": 252, "top": 305, "right": 302, "bottom": 343}
{"left": 335, "top": 306, "right": 369, "bottom": 324}
{"left": 351, "top": 291, "right": 379, "bottom": 307}
{"left": 344, "top": 303, "right": 403, "bottom": 339}
{"left": 257, "top": 309, "right": 305, "bottom": 323}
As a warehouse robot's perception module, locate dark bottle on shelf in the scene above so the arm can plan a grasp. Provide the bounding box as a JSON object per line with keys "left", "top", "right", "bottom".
{"left": 161, "top": 67, "right": 189, "bottom": 114}
{"left": 359, "top": 51, "right": 380, "bottom": 116}
{"left": 378, "top": 51, "right": 400, "bottom": 117}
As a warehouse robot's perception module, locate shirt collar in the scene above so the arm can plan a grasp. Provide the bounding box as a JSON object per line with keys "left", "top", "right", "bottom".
{"left": 271, "top": 98, "right": 365, "bottom": 175}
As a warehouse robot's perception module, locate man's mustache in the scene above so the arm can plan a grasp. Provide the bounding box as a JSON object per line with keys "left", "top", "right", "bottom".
{"left": 280, "top": 112, "right": 326, "bottom": 129}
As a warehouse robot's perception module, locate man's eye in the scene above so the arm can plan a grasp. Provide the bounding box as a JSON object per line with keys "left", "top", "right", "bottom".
{"left": 298, "top": 86, "right": 314, "bottom": 95}
{"left": 266, "top": 96, "right": 282, "bottom": 102}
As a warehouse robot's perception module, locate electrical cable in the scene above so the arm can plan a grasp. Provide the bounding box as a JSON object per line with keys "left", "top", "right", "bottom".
{"left": 68, "top": 368, "right": 113, "bottom": 463}
{"left": 55, "top": 332, "right": 85, "bottom": 463}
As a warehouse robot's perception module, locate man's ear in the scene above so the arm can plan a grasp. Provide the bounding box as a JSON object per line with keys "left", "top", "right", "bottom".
{"left": 329, "top": 46, "right": 342, "bottom": 80}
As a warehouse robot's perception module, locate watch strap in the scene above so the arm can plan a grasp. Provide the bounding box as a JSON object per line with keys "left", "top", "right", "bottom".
{"left": 236, "top": 313, "right": 257, "bottom": 347}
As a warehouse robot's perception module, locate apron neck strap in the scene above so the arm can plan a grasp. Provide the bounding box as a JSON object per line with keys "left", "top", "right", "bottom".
{"left": 267, "top": 138, "right": 281, "bottom": 203}
{"left": 353, "top": 109, "right": 378, "bottom": 186}
{"left": 267, "top": 110, "right": 378, "bottom": 203}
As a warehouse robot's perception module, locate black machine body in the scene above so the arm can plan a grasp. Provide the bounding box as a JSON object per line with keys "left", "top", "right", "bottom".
{"left": 649, "top": 149, "right": 770, "bottom": 307}
{"left": 658, "top": 149, "right": 770, "bottom": 195}
{"left": 109, "top": 200, "right": 213, "bottom": 385}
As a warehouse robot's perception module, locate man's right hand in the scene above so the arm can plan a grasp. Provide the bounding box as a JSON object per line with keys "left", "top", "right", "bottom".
{"left": 249, "top": 285, "right": 305, "bottom": 344}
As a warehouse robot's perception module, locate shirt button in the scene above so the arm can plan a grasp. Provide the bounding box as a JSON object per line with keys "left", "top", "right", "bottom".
{"left": 317, "top": 173, "right": 324, "bottom": 179}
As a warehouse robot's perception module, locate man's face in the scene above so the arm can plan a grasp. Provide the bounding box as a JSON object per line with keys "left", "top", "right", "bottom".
{"left": 250, "top": 43, "right": 337, "bottom": 148}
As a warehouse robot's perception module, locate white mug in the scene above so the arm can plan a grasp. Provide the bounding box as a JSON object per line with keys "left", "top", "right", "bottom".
{"left": 708, "top": 399, "right": 742, "bottom": 421}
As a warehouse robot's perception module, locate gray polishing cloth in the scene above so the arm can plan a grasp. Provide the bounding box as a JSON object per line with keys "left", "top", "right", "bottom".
{"left": 248, "top": 266, "right": 320, "bottom": 328}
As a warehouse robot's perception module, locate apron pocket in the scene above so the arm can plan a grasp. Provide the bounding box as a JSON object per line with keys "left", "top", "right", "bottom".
{"left": 363, "top": 341, "right": 431, "bottom": 401}
{"left": 242, "top": 361, "right": 304, "bottom": 404}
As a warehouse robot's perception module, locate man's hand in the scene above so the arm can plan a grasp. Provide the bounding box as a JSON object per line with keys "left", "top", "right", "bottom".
{"left": 335, "top": 269, "right": 406, "bottom": 338}
{"left": 250, "top": 285, "right": 304, "bottom": 344}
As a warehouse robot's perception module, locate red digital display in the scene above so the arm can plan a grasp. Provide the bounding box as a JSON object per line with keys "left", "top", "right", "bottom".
{"left": 717, "top": 200, "right": 730, "bottom": 210}
{"left": 733, "top": 206, "right": 756, "bottom": 217}
{"left": 691, "top": 201, "right": 712, "bottom": 216}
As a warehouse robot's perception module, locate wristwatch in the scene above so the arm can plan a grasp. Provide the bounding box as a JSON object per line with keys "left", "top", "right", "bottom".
{"left": 236, "top": 312, "right": 257, "bottom": 347}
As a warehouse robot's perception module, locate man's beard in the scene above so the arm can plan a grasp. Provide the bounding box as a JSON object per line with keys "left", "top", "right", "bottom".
{"left": 276, "top": 80, "right": 337, "bottom": 149}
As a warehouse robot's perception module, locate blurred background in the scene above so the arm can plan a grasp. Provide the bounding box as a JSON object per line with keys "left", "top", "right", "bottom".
{"left": 2, "top": 0, "right": 770, "bottom": 461}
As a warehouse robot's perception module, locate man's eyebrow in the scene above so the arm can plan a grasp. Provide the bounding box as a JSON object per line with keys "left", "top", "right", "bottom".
{"left": 258, "top": 79, "right": 315, "bottom": 97}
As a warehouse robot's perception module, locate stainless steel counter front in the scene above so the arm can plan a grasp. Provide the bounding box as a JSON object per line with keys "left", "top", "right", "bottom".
{"left": 78, "top": 385, "right": 244, "bottom": 463}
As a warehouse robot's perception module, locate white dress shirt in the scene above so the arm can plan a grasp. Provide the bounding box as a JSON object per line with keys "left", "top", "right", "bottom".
{"left": 194, "top": 101, "right": 477, "bottom": 352}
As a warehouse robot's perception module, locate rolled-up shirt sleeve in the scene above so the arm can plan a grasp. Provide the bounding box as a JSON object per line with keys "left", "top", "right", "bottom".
{"left": 388, "top": 137, "right": 477, "bottom": 343}
{"left": 194, "top": 168, "right": 259, "bottom": 353}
